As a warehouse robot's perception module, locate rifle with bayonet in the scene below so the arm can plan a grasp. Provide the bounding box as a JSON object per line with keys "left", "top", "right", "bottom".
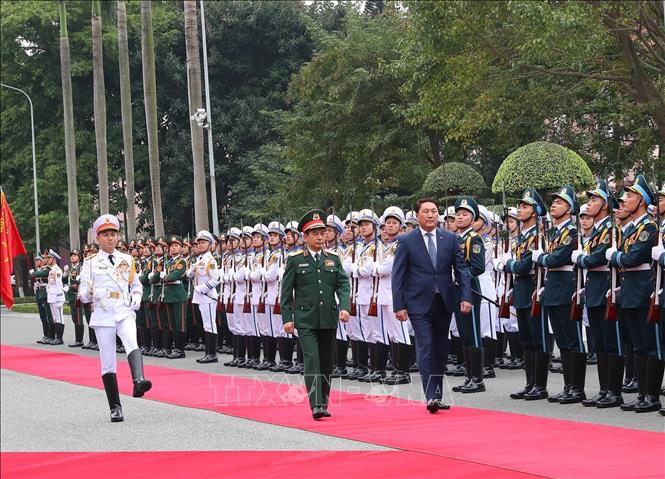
{"left": 605, "top": 191, "right": 618, "bottom": 321}
{"left": 257, "top": 223, "right": 267, "bottom": 314}
{"left": 570, "top": 208, "right": 583, "bottom": 321}
{"left": 349, "top": 205, "right": 358, "bottom": 317}
{"left": 499, "top": 184, "right": 511, "bottom": 319}
{"left": 648, "top": 194, "right": 662, "bottom": 324}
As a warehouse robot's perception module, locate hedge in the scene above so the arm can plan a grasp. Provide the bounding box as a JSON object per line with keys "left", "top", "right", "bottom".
{"left": 422, "top": 162, "right": 486, "bottom": 196}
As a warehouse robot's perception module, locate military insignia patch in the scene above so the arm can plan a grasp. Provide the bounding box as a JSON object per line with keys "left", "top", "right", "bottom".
{"left": 563, "top": 236, "right": 572, "bottom": 246}
{"left": 461, "top": 199, "right": 468, "bottom": 207}
{"left": 524, "top": 191, "right": 531, "bottom": 198}
{"left": 176, "top": 263, "right": 184, "bottom": 270}
{"left": 638, "top": 231, "right": 649, "bottom": 242}
{"left": 313, "top": 213, "right": 320, "bottom": 220}
{"left": 472, "top": 244, "right": 481, "bottom": 254}
{"left": 325, "top": 259, "right": 335, "bottom": 267}
{"left": 602, "top": 236, "right": 610, "bottom": 244}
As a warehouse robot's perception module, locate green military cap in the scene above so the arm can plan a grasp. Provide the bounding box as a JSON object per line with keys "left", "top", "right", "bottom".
{"left": 167, "top": 235, "right": 182, "bottom": 245}
{"left": 454, "top": 196, "right": 479, "bottom": 220}
{"left": 587, "top": 180, "right": 609, "bottom": 202}
{"left": 519, "top": 188, "right": 547, "bottom": 217}
{"left": 625, "top": 174, "right": 654, "bottom": 205}
{"left": 552, "top": 184, "right": 577, "bottom": 213}
{"left": 298, "top": 209, "right": 327, "bottom": 233}
{"left": 155, "top": 236, "right": 167, "bottom": 246}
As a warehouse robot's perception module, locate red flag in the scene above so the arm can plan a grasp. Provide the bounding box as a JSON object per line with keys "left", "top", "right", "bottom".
{"left": 1, "top": 191, "right": 27, "bottom": 310}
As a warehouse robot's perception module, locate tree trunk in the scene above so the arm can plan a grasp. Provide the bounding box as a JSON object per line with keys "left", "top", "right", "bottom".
{"left": 91, "top": 0, "right": 109, "bottom": 214}
{"left": 426, "top": 129, "right": 443, "bottom": 169}
{"left": 141, "top": 1, "right": 164, "bottom": 236}
{"left": 184, "top": 0, "right": 209, "bottom": 232}
{"left": 117, "top": 0, "right": 136, "bottom": 238}
{"left": 59, "top": 1, "right": 80, "bottom": 249}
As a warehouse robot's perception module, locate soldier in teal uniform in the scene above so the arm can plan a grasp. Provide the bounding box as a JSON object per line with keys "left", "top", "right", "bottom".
{"left": 31, "top": 254, "right": 50, "bottom": 344}
{"left": 498, "top": 188, "right": 549, "bottom": 400}
{"left": 607, "top": 175, "right": 662, "bottom": 413}
{"left": 31, "top": 250, "right": 55, "bottom": 344}
{"left": 64, "top": 249, "right": 85, "bottom": 347}
{"left": 280, "top": 210, "right": 351, "bottom": 420}
{"left": 573, "top": 181, "right": 625, "bottom": 408}
{"left": 452, "top": 196, "right": 486, "bottom": 394}
{"left": 532, "top": 185, "right": 586, "bottom": 404}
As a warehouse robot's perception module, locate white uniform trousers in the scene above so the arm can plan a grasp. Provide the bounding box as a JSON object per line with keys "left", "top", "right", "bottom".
{"left": 449, "top": 314, "right": 460, "bottom": 338}
{"left": 383, "top": 304, "right": 412, "bottom": 345}
{"left": 479, "top": 302, "right": 498, "bottom": 340}
{"left": 94, "top": 317, "right": 139, "bottom": 375}
{"left": 346, "top": 307, "right": 369, "bottom": 342}
{"left": 49, "top": 303, "right": 65, "bottom": 324}
{"left": 500, "top": 306, "right": 519, "bottom": 333}
{"left": 198, "top": 302, "right": 218, "bottom": 334}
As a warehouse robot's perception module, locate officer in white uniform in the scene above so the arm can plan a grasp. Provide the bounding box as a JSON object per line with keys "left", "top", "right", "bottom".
{"left": 46, "top": 249, "right": 66, "bottom": 345}
{"left": 78, "top": 215, "right": 151, "bottom": 423}
{"left": 250, "top": 223, "right": 277, "bottom": 370}
{"left": 188, "top": 230, "right": 221, "bottom": 364}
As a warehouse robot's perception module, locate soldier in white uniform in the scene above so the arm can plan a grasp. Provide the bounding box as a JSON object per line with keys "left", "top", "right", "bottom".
{"left": 232, "top": 226, "right": 256, "bottom": 366}
{"left": 377, "top": 207, "right": 414, "bottom": 385}
{"left": 223, "top": 228, "right": 245, "bottom": 366}
{"left": 282, "top": 221, "right": 304, "bottom": 374}
{"left": 187, "top": 230, "right": 221, "bottom": 364}
{"left": 326, "top": 214, "right": 350, "bottom": 378}
{"left": 250, "top": 223, "right": 277, "bottom": 370}
{"left": 78, "top": 215, "right": 151, "bottom": 423}
{"left": 45, "top": 249, "right": 66, "bottom": 345}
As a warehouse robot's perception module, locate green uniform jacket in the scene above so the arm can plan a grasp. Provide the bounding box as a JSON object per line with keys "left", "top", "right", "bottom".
{"left": 149, "top": 256, "right": 165, "bottom": 304}
{"left": 162, "top": 256, "right": 187, "bottom": 303}
{"left": 31, "top": 266, "right": 51, "bottom": 300}
{"left": 139, "top": 257, "right": 152, "bottom": 302}
{"left": 280, "top": 249, "right": 350, "bottom": 330}
{"left": 64, "top": 263, "right": 81, "bottom": 303}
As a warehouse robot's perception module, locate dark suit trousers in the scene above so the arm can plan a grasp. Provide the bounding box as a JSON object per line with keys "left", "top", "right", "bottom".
{"left": 299, "top": 328, "right": 335, "bottom": 408}
{"left": 409, "top": 294, "right": 451, "bottom": 400}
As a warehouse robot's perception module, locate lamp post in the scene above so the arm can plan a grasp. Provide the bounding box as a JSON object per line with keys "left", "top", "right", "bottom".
{"left": 1, "top": 83, "right": 41, "bottom": 252}
{"left": 199, "top": 0, "right": 219, "bottom": 235}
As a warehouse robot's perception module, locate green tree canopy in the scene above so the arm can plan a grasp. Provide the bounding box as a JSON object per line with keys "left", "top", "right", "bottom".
{"left": 492, "top": 142, "right": 594, "bottom": 194}
{"left": 422, "top": 162, "right": 486, "bottom": 197}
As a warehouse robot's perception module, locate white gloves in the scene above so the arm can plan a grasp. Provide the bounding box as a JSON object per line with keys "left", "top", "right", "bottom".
{"left": 29, "top": 269, "right": 34, "bottom": 275}
{"left": 571, "top": 249, "right": 584, "bottom": 264}
{"left": 493, "top": 258, "right": 505, "bottom": 272}
{"left": 63, "top": 285, "right": 69, "bottom": 293}
{"left": 605, "top": 247, "right": 617, "bottom": 261}
{"left": 159, "top": 271, "right": 166, "bottom": 280}
{"left": 531, "top": 248, "right": 544, "bottom": 263}
{"left": 195, "top": 284, "right": 208, "bottom": 294}
{"left": 93, "top": 287, "right": 108, "bottom": 300}
{"left": 652, "top": 244, "right": 665, "bottom": 262}
{"left": 130, "top": 294, "right": 141, "bottom": 311}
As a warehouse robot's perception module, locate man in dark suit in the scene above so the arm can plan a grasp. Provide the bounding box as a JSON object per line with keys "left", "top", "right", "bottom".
{"left": 392, "top": 198, "right": 473, "bottom": 413}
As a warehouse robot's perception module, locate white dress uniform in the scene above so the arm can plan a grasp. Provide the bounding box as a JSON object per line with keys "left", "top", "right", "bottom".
{"left": 79, "top": 248, "right": 142, "bottom": 374}
{"left": 46, "top": 263, "right": 66, "bottom": 324}
{"left": 377, "top": 237, "right": 413, "bottom": 344}
{"left": 478, "top": 235, "right": 499, "bottom": 339}
{"left": 187, "top": 250, "right": 220, "bottom": 334}
{"left": 233, "top": 248, "right": 255, "bottom": 336}
{"left": 356, "top": 237, "right": 380, "bottom": 344}
{"left": 264, "top": 246, "right": 286, "bottom": 338}
{"left": 249, "top": 246, "right": 269, "bottom": 335}
{"left": 342, "top": 239, "right": 364, "bottom": 341}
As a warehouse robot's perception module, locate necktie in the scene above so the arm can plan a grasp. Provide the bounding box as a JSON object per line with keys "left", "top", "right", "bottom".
{"left": 315, "top": 253, "right": 320, "bottom": 264}
{"left": 108, "top": 254, "right": 115, "bottom": 266}
{"left": 427, "top": 233, "right": 436, "bottom": 268}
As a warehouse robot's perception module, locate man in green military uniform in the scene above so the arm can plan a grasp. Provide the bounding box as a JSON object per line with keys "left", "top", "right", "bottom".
{"left": 64, "top": 249, "right": 85, "bottom": 347}
{"left": 160, "top": 236, "right": 189, "bottom": 359}
{"left": 280, "top": 209, "right": 351, "bottom": 420}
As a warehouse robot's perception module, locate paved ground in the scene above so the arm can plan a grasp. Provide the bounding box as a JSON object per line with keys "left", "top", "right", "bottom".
{"left": 1, "top": 309, "right": 662, "bottom": 453}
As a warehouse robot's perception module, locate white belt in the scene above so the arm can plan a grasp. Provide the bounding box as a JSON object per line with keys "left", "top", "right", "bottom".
{"left": 548, "top": 265, "right": 574, "bottom": 272}
{"left": 588, "top": 266, "right": 609, "bottom": 272}
{"left": 164, "top": 280, "right": 182, "bottom": 285}
{"left": 621, "top": 264, "right": 651, "bottom": 272}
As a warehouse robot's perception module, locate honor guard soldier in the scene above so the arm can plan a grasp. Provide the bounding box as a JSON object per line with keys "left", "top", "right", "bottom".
{"left": 280, "top": 209, "right": 351, "bottom": 419}
{"left": 45, "top": 249, "right": 66, "bottom": 345}
{"left": 148, "top": 238, "right": 167, "bottom": 357}
{"left": 283, "top": 221, "right": 305, "bottom": 374}
{"left": 187, "top": 230, "right": 221, "bottom": 363}
{"left": 607, "top": 175, "right": 662, "bottom": 413}
{"left": 30, "top": 254, "right": 51, "bottom": 344}
{"left": 572, "top": 181, "right": 625, "bottom": 408}
{"left": 326, "top": 214, "right": 350, "bottom": 378}
{"left": 452, "top": 197, "right": 486, "bottom": 393}
{"left": 497, "top": 188, "right": 549, "bottom": 400}
{"left": 65, "top": 249, "right": 85, "bottom": 347}
{"left": 160, "top": 236, "right": 188, "bottom": 359}
{"left": 532, "top": 185, "right": 587, "bottom": 404}
{"left": 250, "top": 224, "right": 277, "bottom": 370}
{"left": 651, "top": 183, "right": 665, "bottom": 416}
{"left": 78, "top": 214, "right": 151, "bottom": 422}
{"left": 377, "top": 206, "right": 414, "bottom": 385}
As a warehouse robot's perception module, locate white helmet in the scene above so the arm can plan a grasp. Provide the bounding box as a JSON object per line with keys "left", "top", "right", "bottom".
{"left": 405, "top": 210, "right": 418, "bottom": 225}
{"left": 267, "top": 221, "right": 285, "bottom": 236}
{"left": 326, "top": 215, "right": 344, "bottom": 234}
{"left": 252, "top": 223, "right": 269, "bottom": 237}
{"left": 344, "top": 211, "right": 360, "bottom": 225}
{"left": 284, "top": 221, "right": 301, "bottom": 237}
{"left": 227, "top": 227, "right": 241, "bottom": 239}
{"left": 241, "top": 225, "right": 254, "bottom": 237}
{"left": 382, "top": 206, "right": 405, "bottom": 226}
{"left": 477, "top": 205, "right": 493, "bottom": 228}
{"left": 444, "top": 206, "right": 456, "bottom": 219}
{"left": 358, "top": 208, "right": 379, "bottom": 225}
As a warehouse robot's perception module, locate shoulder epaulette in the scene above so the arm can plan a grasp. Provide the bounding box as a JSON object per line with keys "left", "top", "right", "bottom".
{"left": 289, "top": 250, "right": 304, "bottom": 257}
{"left": 325, "top": 249, "right": 338, "bottom": 256}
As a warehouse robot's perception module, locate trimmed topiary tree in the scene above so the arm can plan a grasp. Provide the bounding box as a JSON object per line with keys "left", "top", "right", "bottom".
{"left": 492, "top": 141, "right": 594, "bottom": 194}
{"left": 422, "top": 162, "right": 486, "bottom": 197}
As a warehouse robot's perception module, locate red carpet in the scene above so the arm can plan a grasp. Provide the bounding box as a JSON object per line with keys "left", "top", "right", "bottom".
{"left": 2, "top": 345, "right": 664, "bottom": 479}
{"left": 0, "top": 451, "right": 535, "bottom": 478}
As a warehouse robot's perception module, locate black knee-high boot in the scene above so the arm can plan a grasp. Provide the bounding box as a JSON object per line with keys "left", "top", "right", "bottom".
{"left": 102, "top": 373, "right": 123, "bottom": 422}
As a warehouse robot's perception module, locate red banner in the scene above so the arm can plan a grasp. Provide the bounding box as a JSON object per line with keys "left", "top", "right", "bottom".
{"left": 1, "top": 191, "right": 27, "bottom": 309}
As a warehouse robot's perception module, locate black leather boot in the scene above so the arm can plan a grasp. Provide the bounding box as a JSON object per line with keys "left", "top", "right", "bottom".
{"left": 597, "top": 353, "right": 625, "bottom": 408}
{"left": 621, "top": 355, "right": 647, "bottom": 411}
{"left": 549, "top": 349, "right": 571, "bottom": 402}
{"left": 102, "top": 373, "right": 123, "bottom": 422}
{"left": 482, "top": 338, "right": 497, "bottom": 378}
{"left": 127, "top": 349, "right": 152, "bottom": 398}
{"left": 524, "top": 351, "right": 549, "bottom": 400}
{"left": 453, "top": 347, "right": 471, "bottom": 392}
{"left": 511, "top": 349, "right": 535, "bottom": 399}
{"left": 634, "top": 358, "right": 664, "bottom": 413}
{"left": 460, "top": 347, "right": 486, "bottom": 393}
{"left": 198, "top": 332, "right": 219, "bottom": 363}
{"left": 559, "top": 351, "right": 587, "bottom": 404}
{"left": 583, "top": 352, "right": 607, "bottom": 407}
{"left": 622, "top": 349, "right": 639, "bottom": 393}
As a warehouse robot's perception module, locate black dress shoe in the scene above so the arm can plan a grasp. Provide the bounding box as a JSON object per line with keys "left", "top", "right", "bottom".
{"left": 110, "top": 405, "right": 124, "bottom": 422}
{"left": 634, "top": 395, "right": 662, "bottom": 413}
{"left": 197, "top": 355, "right": 218, "bottom": 364}
{"left": 223, "top": 357, "right": 238, "bottom": 367}
{"left": 482, "top": 367, "right": 496, "bottom": 378}
{"left": 445, "top": 365, "right": 465, "bottom": 377}
{"left": 621, "top": 379, "right": 639, "bottom": 393}
{"left": 321, "top": 408, "right": 331, "bottom": 417}
{"left": 133, "top": 379, "right": 152, "bottom": 398}
{"left": 509, "top": 386, "right": 532, "bottom": 400}
{"left": 312, "top": 407, "right": 325, "bottom": 420}
{"left": 582, "top": 392, "right": 606, "bottom": 407}
{"left": 547, "top": 387, "right": 570, "bottom": 403}
{"left": 596, "top": 391, "right": 623, "bottom": 408}
{"left": 90, "top": 343, "right": 99, "bottom": 351}
{"left": 659, "top": 408, "right": 665, "bottom": 416}
{"left": 167, "top": 349, "right": 186, "bottom": 359}
{"left": 117, "top": 345, "right": 125, "bottom": 353}
{"left": 460, "top": 379, "right": 486, "bottom": 393}
{"left": 426, "top": 399, "right": 439, "bottom": 414}
{"left": 619, "top": 395, "right": 644, "bottom": 411}
{"left": 452, "top": 378, "right": 471, "bottom": 392}
{"left": 559, "top": 390, "right": 586, "bottom": 405}
{"left": 381, "top": 373, "right": 411, "bottom": 385}
{"left": 435, "top": 399, "right": 450, "bottom": 410}
{"left": 524, "top": 386, "right": 548, "bottom": 401}
{"left": 68, "top": 341, "right": 84, "bottom": 348}
{"left": 36, "top": 337, "right": 48, "bottom": 344}
{"left": 51, "top": 339, "right": 64, "bottom": 345}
